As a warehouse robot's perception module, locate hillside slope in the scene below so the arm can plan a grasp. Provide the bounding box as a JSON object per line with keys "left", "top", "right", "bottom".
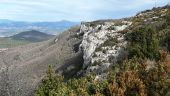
{"left": 0, "top": 26, "right": 83, "bottom": 96}
{"left": 0, "top": 38, "right": 30, "bottom": 48}
{"left": 78, "top": 5, "right": 170, "bottom": 77}
{"left": 35, "top": 5, "right": 170, "bottom": 96}
{"left": 0, "top": 5, "right": 170, "bottom": 96}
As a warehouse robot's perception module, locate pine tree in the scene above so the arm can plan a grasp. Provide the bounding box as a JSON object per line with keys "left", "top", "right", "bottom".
{"left": 35, "top": 65, "right": 69, "bottom": 96}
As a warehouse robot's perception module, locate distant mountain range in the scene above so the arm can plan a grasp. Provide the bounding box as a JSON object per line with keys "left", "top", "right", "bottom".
{"left": 0, "top": 19, "right": 80, "bottom": 37}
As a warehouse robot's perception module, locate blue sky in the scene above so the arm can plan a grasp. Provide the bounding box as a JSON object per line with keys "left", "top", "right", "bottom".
{"left": 0, "top": 0, "right": 169, "bottom": 22}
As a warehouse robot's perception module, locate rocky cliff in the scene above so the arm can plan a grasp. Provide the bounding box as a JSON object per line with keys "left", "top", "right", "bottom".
{"left": 79, "top": 20, "right": 132, "bottom": 79}
{"left": 0, "top": 19, "right": 132, "bottom": 95}
{"left": 0, "top": 5, "right": 169, "bottom": 96}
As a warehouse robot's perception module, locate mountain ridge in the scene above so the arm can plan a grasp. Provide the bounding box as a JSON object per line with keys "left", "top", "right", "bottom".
{"left": 0, "top": 19, "right": 80, "bottom": 37}
{"left": 0, "top": 5, "right": 169, "bottom": 96}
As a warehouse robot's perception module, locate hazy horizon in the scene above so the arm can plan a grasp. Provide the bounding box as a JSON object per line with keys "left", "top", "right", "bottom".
{"left": 0, "top": 19, "right": 79, "bottom": 23}
{"left": 0, "top": 0, "right": 169, "bottom": 22}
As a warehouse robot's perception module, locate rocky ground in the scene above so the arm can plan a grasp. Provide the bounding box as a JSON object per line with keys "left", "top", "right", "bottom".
{"left": 79, "top": 20, "right": 132, "bottom": 79}
{"left": 0, "top": 5, "right": 169, "bottom": 96}
{"left": 0, "top": 19, "right": 132, "bottom": 95}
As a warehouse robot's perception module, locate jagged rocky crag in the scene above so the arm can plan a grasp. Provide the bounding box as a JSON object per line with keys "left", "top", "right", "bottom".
{"left": 0, "top": 5, "right": 169, "bottom": 96}
{"left": 0, "top": 19, "right": 132, "bottom": 95}
{"left": 79, "top": 20, "right": 132, "bottom": 77}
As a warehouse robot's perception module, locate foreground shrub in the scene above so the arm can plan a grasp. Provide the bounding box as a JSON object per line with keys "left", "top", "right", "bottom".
{"left": 35, "top": 57, "right": 170, "bottom": 96}
{"left": 126, "top": 27, "right": 160, "bottom": 60}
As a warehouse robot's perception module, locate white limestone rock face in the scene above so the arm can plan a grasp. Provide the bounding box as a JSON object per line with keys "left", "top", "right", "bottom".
{"left": 79, "top": 20, "right": 132, "bottom": 77}
{"left": 80, "top": 23, "right": 109, "bottom": 67}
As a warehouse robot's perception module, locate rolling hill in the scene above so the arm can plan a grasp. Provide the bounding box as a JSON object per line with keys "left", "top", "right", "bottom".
{"left": 0, "top": 30, "right": 55, "bottom": 48}
{"left": 10, "top": 30, "right": 55, "bottom": 42}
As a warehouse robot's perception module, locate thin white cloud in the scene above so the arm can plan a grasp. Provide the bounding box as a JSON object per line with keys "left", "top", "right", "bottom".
{"left": 0, "top": 0, "right": 9, "bottom": 2}
{"left": 0, "top": 0, "right": 169, "bottom": 21}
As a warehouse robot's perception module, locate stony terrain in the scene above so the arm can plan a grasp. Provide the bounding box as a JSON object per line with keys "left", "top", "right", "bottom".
{"left": 0, "top": 5, "right": 170, "bottom": 96}
{"left": 0, "top": 19, "right": 132, "bottom": 95}
{"left": 78, "top": 5, "right": 170, "bottom": 79}
{"left": 79, "top": 20, "right": 132, "bottom": 78}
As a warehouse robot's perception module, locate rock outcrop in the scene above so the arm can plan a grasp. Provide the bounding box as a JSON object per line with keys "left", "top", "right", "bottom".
{"left": 1, "top": 5, "right": 169, "bottom": 95}
{"left": 79, "top": 20, "right": 132, "bottom": 77}
{"left": 0, "top": 19, "right": 132, "bottom": 95}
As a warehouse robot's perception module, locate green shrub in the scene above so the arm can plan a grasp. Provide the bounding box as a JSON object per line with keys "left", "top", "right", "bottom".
{"left": 166, "top": 9, "right": 170, "bottom": 26}
{"left": 92, "top": 61, "right": 102, "bottom": 66}
{"left": 35, "top": 65, "right": 70, "bottom": 96}
{"left": 35, "top": 57, "right": 170, "bottom": 96}
{"left": 126, "top": 27, "right": 160, "bottom": 60}
{"left": 103, "top": 37, "right": 118, "bottom": 47}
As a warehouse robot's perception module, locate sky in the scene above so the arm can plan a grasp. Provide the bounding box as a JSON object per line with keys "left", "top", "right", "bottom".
{"left": 0, "top": 0, "right": 169, "bottom": 22}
